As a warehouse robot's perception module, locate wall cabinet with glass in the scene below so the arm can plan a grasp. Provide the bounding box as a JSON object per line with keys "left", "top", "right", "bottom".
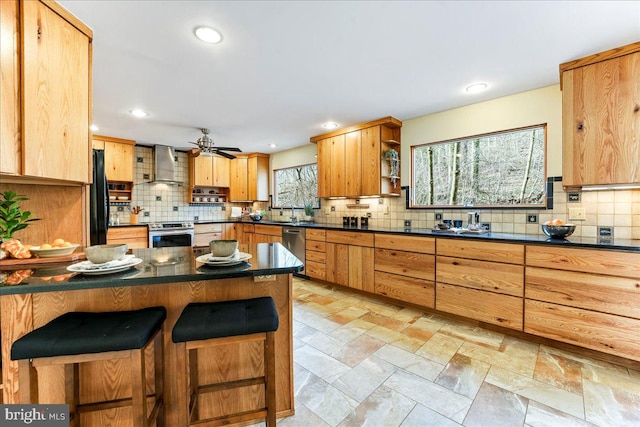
{"left": 0, "top": 0, "right": 92, "bottom": 183}
{"left": 561, "top": 42, "right": 640, "bottom": 187}
{"left": 312, "top": 117, "right": 402, "bottom": 198}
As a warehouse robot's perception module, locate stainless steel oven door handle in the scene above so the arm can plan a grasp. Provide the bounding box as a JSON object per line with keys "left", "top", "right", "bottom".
{"left": 149, "top": 229, "right": 194, "bottom": 237}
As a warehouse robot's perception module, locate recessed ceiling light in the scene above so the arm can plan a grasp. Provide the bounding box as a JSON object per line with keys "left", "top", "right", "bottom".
{"left": 465, "top": 83, "right": 488, "bottom": 94}
{"left": 323, "top": 122, "right": 339, "bottom": 130}
{"left": 130, "top": 109, "right": 148, "bottom": 118}
{"left": 269, "top": 143, "right": 277, "bottom": 148}
{"left": 194, "top": 26, "right": 222, "bottom": 44}
{"left": 90, "top": 124, "right": 99, "bottom": 131}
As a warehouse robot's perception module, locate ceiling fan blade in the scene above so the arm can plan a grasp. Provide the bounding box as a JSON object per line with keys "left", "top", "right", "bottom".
{"left": 214, "top": 150, "right": 237, "bottom": 159}
{"left": 214, "top": 147, "right": 242, "bottom": 152}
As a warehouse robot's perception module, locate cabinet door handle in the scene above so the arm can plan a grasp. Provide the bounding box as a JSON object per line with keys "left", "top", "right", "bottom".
{"left": 577, "top": 122, "right": 584, "bottom": 131}
{"left": 634, "top": 105, "right": 639, "bottom": 113}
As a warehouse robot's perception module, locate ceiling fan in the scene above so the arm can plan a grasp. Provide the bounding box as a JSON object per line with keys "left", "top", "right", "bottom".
{"left": 188, "top": 128, "right": 242, "bottom": 159}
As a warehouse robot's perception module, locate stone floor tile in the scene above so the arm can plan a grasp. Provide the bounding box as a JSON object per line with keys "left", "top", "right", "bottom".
{"left": 438, "top": 321, "right": 505, "bottom": 349}
{"left": 415, "top": 332, "right": 464, "bottom": 365}
{"left": 356, "top": 299, "right": 403, "bottom": 318}
{"left": 293, "top": 321, "right": 319, "bottom": 341}
{"left": 278, "top": 402, "right": 332, "bottom": 427}
{"left": 307, "top": 293, "right": 339, "bottom": 306}
{"left": 295, "top": 365, "right": 359, "bottom": 426}
{"left": 463, "top": 382, "right": 528, "bottom": 427}
{"left": 361, "top": 311, "right": 409, "bottom": 331}
{"left": 391, "top": 307, "right": 424, "bottom": 323}
{"left": 458, "top": 341, "right": 537, "bottom": 377}
{"left": 338, "top": 385, "right": 416, "bottom": 427}
{"left": 540, "top": 345, "right": 630, "bottom": 374}
{"left": 435, "top": 352, "right": 490, "bottom": 399}
{"left": 295, "top": 309, "right": 343, "bottom": 334}
{"left": 333, "top": 356, "right": 397, "bottom": 402}
{"left": 499, "top": 335, "right": 540, "bottom": 357}
{"left": 305, "top": 329, "right": 348, "bottom": 355}
{"left": 581, "top": 363, "right": 640, "bottom": 396}
{"left": 326, "top": 334, "right": 387, "bottom": 367}
{"left": 365, "top": 325, "right": 424, "bottom": 353}
{"left": 400, "top": 403, "right": 462, "bottom": 427}
{"left": 525, "top": 400, "right": 597, "bottom": 427}
{"left": 583, "top": 379, "right": 640, "bottom": 427}
{"left": 485, "top": 366, "right": 584, "bottom": 419}
{"left": 373, "top": 344, "right": 444, "bottom": 381}
{"left": 329, "top": 318, "right": 377, "bottom": 343}
{"left": 384, "top": 369, "right": 472, "bottom": 423}
{"left": 296, "top": 344, "right": 351, "bottom": 383}
{"left": 534, "top": 347, "right": 584, "bottom": 394}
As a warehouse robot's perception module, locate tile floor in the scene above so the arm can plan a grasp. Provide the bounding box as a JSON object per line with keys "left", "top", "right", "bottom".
{"left": 269, "top": 278, "right": 640, "bottom": 427}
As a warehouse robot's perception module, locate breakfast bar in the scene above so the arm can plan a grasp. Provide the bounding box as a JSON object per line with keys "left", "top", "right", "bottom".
{"left": 0, "top": 243, "right": 303, "bottom": 426}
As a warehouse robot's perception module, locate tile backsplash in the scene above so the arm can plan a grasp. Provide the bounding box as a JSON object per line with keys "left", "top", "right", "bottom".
{"left": 122, "top": 146, "right": 639, "bottom": 239}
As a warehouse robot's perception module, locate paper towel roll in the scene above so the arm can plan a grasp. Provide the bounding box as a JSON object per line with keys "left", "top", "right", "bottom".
{"left": 230, "top": 207, "right": 242, "bottom": 218}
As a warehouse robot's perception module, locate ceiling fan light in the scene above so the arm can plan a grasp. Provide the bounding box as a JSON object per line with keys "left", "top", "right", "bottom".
{"left": 195, "top": 26, "right": 222, "bottom": 44}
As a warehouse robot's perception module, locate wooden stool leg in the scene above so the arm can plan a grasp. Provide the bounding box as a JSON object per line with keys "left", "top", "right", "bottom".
{"left": 189, "top": 348, "right": 199, "bottom": 422}
{"left": 265, "top": 332, "right": 277, "bottom": 427}
{"left": 154, "top": 330, "right": 165, "bottom": 427}
{"left": 65, "top": 364, "right": 79, "bottom": 427}
{"left": 131, "top": 348, "right": 147, "bottom": 427}
{"left": 18, "top": 359, "right": 38, "bottom": 404}
{"left": 175, "top": 342, "right": 190, "bottom": 426}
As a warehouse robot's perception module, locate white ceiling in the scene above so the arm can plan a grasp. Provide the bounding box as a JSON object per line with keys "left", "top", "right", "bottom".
{"left": 59, "top": 0, "right": 640, "bottom": 154}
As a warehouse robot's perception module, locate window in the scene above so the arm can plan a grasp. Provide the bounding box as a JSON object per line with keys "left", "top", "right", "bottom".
{"left": 411, "top": 125, "right": 546, "bottom": 207}
{"left": 273, "top": 163, "right": 319, "bottom": 208}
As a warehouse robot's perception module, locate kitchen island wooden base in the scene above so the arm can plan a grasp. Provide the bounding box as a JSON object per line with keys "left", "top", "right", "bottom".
{"left": 1, "top": 274, "right": 294, "bottom": 426}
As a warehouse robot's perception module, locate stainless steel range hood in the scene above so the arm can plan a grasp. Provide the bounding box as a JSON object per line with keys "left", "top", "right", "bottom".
{"left": 149, "top": 145, "right": 183, "bottom": 185}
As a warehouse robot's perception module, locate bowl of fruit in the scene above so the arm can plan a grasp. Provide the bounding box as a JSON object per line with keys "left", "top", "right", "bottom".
{"left": 30, "top": 238, "right": 79, "bottom": 258}
{"left": 541, "top": 219, "right": 576, "bottom": 239}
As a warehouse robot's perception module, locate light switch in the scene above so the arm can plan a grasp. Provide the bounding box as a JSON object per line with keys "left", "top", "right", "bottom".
{"left": 568, "top": 207, "right": 586, "bottom": 220}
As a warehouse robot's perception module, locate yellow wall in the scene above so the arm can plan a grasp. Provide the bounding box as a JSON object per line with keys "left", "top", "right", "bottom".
{"left": 400, "top": 84, "right": 563, "bottom": 185}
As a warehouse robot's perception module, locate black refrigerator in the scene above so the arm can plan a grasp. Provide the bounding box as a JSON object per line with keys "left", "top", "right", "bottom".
{"left": 89, "top": 150, "right": 109, "bottom": 245}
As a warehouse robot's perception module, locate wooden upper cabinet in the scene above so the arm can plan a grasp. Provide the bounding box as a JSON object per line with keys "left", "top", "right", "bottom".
{"left": 561, "top": 42, "right": 640, "bottom": 187}
{"left": 212, "top": 155, "right": 230, "bottom": 187}
{"left": 0, "top": 0, "right": 21, "bottom": 176}
{"left": 317, "top": 138, "right": 332, "bottom": 198}
{"left": 97, "top": 137, "right": 135, "bottom": 182}
{"left": 190, "top": 154, "right": 213, "bottom": 187}
{"left": 311, "top": 117, "right": 402, "bottom": 198}
{"left": 229, "top": 153, "right": 268, "bottom": 201}
{"left": 22, "top": 0, "right": 92, "bottom": 183}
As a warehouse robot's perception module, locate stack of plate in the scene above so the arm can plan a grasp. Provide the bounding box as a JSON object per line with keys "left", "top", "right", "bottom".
{"left": 196, "top": 251, "right": 252, "bottom": 267}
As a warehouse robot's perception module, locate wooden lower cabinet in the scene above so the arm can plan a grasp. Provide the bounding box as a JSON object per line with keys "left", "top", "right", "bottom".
{"left": 525, "top": 300, "right": 640, "bottom": 362}
{"left": 306, "top": 229, "right": 327, "bottom": 280}
{"left": 194, "top": 223, "right": 223, "bottom": 247}
{"left": 253, "top": 224, "right": 283, "bottom": 244}
{"left": 436, "top": 256, "right": 523, "bottom": 297}
{"left": 326, "top": 243, "right": 349, "bottom": 286}
{"left": 348, "top": 245, "right": 374, "bottom": 292}
{"left": 375, "top": 271, "right": 434, "bottom": 308}
{"left": 106, "top": 226, "right": 147, "bottom": 249}
{"left": 375, "top": 248, "right": 434, "bottom": 280}
{"left": 436, "top": 283, "right": 523, "bottom": 330}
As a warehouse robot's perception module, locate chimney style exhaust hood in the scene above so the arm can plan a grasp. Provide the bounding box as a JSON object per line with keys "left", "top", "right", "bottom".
{"left": 149, "top": 145, "right": 182, "bottom": 185}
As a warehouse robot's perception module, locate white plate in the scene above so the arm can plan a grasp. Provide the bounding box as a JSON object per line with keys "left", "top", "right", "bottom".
{"left": 196, "top": 252, "right": 252, "bottom": 266}
{"left": 67, "top": 258, "right": 142, "bottom": 275}
{"left": 30, "top": 244, "right": 80, "bottom": 258}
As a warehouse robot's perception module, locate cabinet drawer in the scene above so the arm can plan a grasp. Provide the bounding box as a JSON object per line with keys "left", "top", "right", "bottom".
{"left": 526, "top": 245, "right": 640, "bottom": 278}
{"left": 254, "top": 224, "right": 282, "bottom": 237}
{"left": 242, "top": 224, "right": 255, "bottom": 233}
{"left": 306, "top": 261, "right": 326, "bottom": 280}
{"left": 437, "top": 239, "right": 524, "bottom": 264}
{"left": 306, "top": 250, "right": 325, "bottom": 264}
{"left": 375, "top": 271, "right": 434, "bottom": 308}
{"left": 194, "top": 223, "right": 223, "bottom": 234}
{"left": 526, "top": 266, "right": 640, "bottom": 319}
{"left": 436, "top": 283, "right": 523, "bottom": 330}
{"left": 525, "top": 300, "right": 640, "bottom": 362}
{"left": 374, "top": 248, "right": 435, "bottom": 280}
{"left": 306, "top": 228, "right": 326, "bottom": 241}
{"left": 326, "top": 230, "right": 374, "bottom": 247}
{"left": 194, "top": 232, "right": 221, "bottom": 247}
{"left": 436, "top": 256, "right": 524, "bottom": 297}
{"left": 306, "top": 240, "right": 326, "bottom": 253}
{"left": 107, "top": 226, "right": 147, "bottom": 240}
{"left": 375, "top": 234, "right": 435, "bottom": 254}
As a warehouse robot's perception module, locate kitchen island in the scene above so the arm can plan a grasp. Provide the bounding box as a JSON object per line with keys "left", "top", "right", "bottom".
{"left": 0, "top": 243, "right": 303, "bottom": 426}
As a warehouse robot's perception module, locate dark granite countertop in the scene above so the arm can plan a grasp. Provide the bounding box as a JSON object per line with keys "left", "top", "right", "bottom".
{"left": 0, "top": 243, "right": 303, "bottom": 296}
{"left": 193, "top": 219, "right": 640, "bottom": 252}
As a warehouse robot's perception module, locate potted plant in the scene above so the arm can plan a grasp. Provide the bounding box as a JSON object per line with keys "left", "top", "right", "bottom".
{"left": 0, "top": 191, "right": 38, "bottom": 242}
{"left": 303, "top": 203, "right": 314, "bottom": 222}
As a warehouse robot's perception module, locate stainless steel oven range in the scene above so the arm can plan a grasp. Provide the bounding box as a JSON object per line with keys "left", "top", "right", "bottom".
{"left": 148, "top": 222, "right": 195, "bottom": 248}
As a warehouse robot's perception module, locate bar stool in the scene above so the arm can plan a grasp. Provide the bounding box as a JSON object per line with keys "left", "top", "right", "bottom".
{"left": 172, "top": 297, "right": 279, "bottom": 427}
{"left": 11, "top": 307, "right": 166, "bottom": 427}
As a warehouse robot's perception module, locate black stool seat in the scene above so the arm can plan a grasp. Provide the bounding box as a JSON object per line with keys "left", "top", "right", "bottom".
{"left": 11, "top": 307, "right": 167, "bottom": 360}
{"left": 172, "top": 296, "right": 278, "bottom": 343}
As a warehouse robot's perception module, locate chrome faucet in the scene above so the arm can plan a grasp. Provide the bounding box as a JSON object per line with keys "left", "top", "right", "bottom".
{"left": 284, "top": 203, "right": 297, "bottom": 223}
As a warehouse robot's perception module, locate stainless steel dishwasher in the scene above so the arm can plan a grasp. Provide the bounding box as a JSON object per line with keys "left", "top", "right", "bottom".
{"left": 282, "top": 227, "right": 306, "bottom": 277}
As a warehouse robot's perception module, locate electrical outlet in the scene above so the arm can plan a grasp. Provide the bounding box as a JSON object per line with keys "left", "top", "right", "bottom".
{"left": 193, "top": 216, "right": 199, "bottom": 221}
{"left": 567, "top": 192, "right": 581, "bottom": 203}
{"left": 143, "top": 211, "right": 150, "bottom": 217}
{"left": 173, "top": 206, "right": 178, "bottom": 211}
{"left": 279, "top": 210, "right": 283, "bottom": 216}
{"left": 568, "top": 207, "right": 586, "bottom": 220}
{"left": 324, "top": 207, "right": 330, "bottom": 215}
{"left": 404, "top": 220, "right": 411, "bottom": 228}
{"left": 435, "top": 213, "right": 443, "bottom": 221}
{"left": 156, "top": 196, "right": 162, "bottom": 201}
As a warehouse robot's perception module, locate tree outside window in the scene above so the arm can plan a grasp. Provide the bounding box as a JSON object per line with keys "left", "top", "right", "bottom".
{"left": 273, "top": 163, "right": 319, "bottom": 208}
{"left": 412, "top": 125, "right": 546, "bottom": 207}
